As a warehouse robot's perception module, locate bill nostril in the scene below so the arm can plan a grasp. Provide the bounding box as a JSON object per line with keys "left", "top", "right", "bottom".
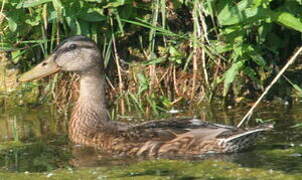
{"left": 41, "top": 62, "right": 47, "bottom": 66}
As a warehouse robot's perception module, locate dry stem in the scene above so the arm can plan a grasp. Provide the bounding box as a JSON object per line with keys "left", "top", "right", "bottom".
{"left": 237, "top": 46, "right": 302, "bottom": 128}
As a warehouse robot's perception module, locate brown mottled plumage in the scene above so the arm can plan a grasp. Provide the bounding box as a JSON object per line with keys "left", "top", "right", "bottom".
{"left": 19, "top": 36, "right": 273, "bottom": 157}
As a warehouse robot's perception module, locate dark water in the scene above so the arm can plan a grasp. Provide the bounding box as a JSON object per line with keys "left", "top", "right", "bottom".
{"left": 1, "top": 103, "right": 302, "bottom": 179}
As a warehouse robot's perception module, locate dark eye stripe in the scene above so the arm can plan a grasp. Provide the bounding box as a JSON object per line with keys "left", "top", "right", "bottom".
{"left": 77, "top": 45, "right": 95, "bottom": 50}
{"left": 54, "top": 36, "right": 95, "bottom": 51}
{"left": 69, "top": 44, "right": 77, "bottom": 50}
{"left": 54, "top": 45, "right": 95, "bottom": 60}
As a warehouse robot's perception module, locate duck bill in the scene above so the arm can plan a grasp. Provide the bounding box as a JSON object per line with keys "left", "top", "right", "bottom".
{"left": 19, "top": 54, "right": 61, "bottom": 82}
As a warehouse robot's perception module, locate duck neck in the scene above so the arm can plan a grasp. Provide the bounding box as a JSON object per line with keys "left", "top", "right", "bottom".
{"left": 78, "top": 67, "right": 108, "bottom": 120}
{"left": 69, "top": 66, "right": 113, "bottom": 145}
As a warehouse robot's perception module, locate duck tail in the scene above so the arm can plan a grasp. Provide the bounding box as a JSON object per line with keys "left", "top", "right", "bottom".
{"left": 219, "top": 123, "right": 273, "bottom": 152}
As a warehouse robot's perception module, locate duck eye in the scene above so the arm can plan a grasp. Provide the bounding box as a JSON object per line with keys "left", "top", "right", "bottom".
{"left": 69, "top": 44, "right": 77, "bottom": 50}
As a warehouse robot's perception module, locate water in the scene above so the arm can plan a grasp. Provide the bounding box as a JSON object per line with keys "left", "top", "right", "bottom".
{"left": 1, "top": 103, "right": 302, "bottom": 179}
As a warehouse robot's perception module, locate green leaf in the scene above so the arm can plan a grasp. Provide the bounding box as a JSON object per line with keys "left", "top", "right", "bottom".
{"left": 211, "top": 41, "right": 233, "bottom": 54}
{"left": 160, "top": 95, "right": 172, "bottom": 108}
{"left": 8, "top": 17, "right": 17, "bottom": 32}
{"left": 217, "top": 0, "right": 270, "bottom": 26}
{"left": 223, "top": 61, "right": 244, "bottom": 97}
{"left": 121, "top": 18, "right": 184, "bottom": 38}
{"left": 252, "top": 0, "right": 272, "bottom": 7}
{"left": 169, "top": 46, "right": 184, "bottom": 64}
{"left": 272, "top": 11, "right": 302, "bottom": 32}
{"left": 52, "top": 0, "right": 63, "bottom": 9}
{"left": 243, "top": 66, "right": 259, "bottom": 83}
{"left": 103, "top": 0, "right": 126, "bottom": 8}
{"left": 291, "top": 123, "right": 302, "bottom": 128}
{"left": 292, "top": 84, "right": 302, "bottom": 97}
{"left": 258, "top": 23, "right": 272, "bottom": 44}
{"left": 11, "top": 50, "right": 22, "bottom": 64}
{"left": 250, "top": 53, "right": 266, "bottom": 67}
{"left": 78, "top": 20, "right": 90, "bottom": 36}
{"left": 52, "top": 0, "right": 63, "bottom": 20}
{"left": 0, "top": 43, "right": 15, "bottom": 51}
{"left": 84, "top": 0, "right": 102, "bottom": 2}
{"left": 76, "top": 7, "right": 107, "bottom": 22}
{"left": 25, "top": 15, "right": 41, "bottom": 26}
{"left": 284, "top": 76, "right": 302, "bottom": 97}
{"left": 78, "top": 12, "right": 107, "bottom": 22}
{"left": 17, "top": 0, "right": 52, "bottom": 8}
{"left": 128, "top": 92, "right": 144, "bottom": 112}
{"left": 65, "top": 17, "right": 82, "bottom": 34}
{"left": 221, "top": 25, "right": 245, "bottom": 43}
{"left": 119, "top": 5, "right": 137, "bottom": 20}
{"left": 137, "top": 73, "right": 149, "bottom": 95}
{"left": 143, "top": 58, "right": 166, "bottom": 65}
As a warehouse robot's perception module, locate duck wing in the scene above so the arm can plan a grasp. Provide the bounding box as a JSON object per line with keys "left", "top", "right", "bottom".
{"left": 116, "top": 118, "right": 273, "bottom": 156}
{"left": 130, "top": 117, "right": 236, "bottom": 130}
{"left": 118, "top": 117, "right": 238, "bottom": 142}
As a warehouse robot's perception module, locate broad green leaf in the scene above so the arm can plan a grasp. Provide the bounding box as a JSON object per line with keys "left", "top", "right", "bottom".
{"left": 171, "top": 0, "right": 183, "bottom": 9}
{"left": 217, "top": 0, "right": 270, "bottom": 26}
{"left": 258, "top": 23, "right": 272, "bottom": 44}
{"left": 272, "top": 11, "right": 302, "bottom": 32}
{"left": 203, "top": 0, "right": 214, "bottom": 16}
{"left": 243, "top": 66, "right": 259, "bottom": 83}
{"left": 211, "top": 41, "right": 233, "bottom": 54}
{"left": 252, "top": 0, "right": 264, "bottom": 7}
{"left": 119, "top": 5, "right": 137, "bottom": 22}
{"left": 78, "top": 12, "right": 107, "bottom": 22}
{"left": 65, "top": 17, "right": 81, "bottom": 35}
{"left": 48, "top": 10, "right": 57, "bottom": 21}
{"left": 52, "top": 0, "right": 62, "bottom": 9}
{"left": 8, "top": 17, "right": 17, "bottom": 32}
{"left": 252, "top": 0, "right": 272, "bottom": 7}
{"left": 160, "top": 95, "right": 172, "bottom": 108}
{"left": 79, "top": 20, "right": 90, "bottom": 36}
{"left": 169, "top": 46, "right": 181, "bottom": 57}
{"left": 223, "top": 61, "right": 244, "bottom": 97}
{"left": 277, "top": 1, "right": 302, "bottom": 15}
{"left": 221, "top": 25, "right": 245, "bottom": 43}
{"left": 52, "top": 0, "right": 63, "bottom": 20}
{"left": 25, "top": 15, "right": 41, "bottom": 26}
{"left": 12, "top": 50, "right": 22, "bottom": 64}
{"left": 169, "top": 46, "right": 184, "bottom": 64}
{"left": 78, "top": 7, "right": 107, "bottom": 22}
{"left": 103, "top": 0, "right": 126, "bottom": 8}
{"left": 143, "top": 58, "right": 166, "bottom": 65}
{"left": 250, "top": 53, "right": 266, "bottom": 67}
{"left": 17, "top": 0, "right": 52, "bottom": 8}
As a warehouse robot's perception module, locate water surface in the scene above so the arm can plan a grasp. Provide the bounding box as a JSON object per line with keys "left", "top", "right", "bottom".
{"left": 1, "top": 103, "right": 302, "bottom": 179}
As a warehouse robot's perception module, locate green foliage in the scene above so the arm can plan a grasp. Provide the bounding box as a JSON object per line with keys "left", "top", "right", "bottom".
{"left": 214, "top": 0, "right": 302, "bottom": 97}
{"left": 223, "top": 61, "right": 244, "bottom": 97}
{"left": 1, "top": 0, "right": 302, "bottom": 116}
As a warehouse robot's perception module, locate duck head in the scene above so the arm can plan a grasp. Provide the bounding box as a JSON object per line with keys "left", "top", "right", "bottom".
{"left": 19, "top": 35, "right": 101, "bottom": 82}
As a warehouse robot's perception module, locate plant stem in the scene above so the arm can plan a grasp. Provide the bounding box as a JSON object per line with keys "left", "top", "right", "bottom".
{"left": 237, "top": 47, "right": 302, "bottom": 128}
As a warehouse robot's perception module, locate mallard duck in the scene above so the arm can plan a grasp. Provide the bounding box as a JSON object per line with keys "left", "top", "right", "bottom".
{"left": 19, "top": 36, "right": 272, "bottom": 157}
